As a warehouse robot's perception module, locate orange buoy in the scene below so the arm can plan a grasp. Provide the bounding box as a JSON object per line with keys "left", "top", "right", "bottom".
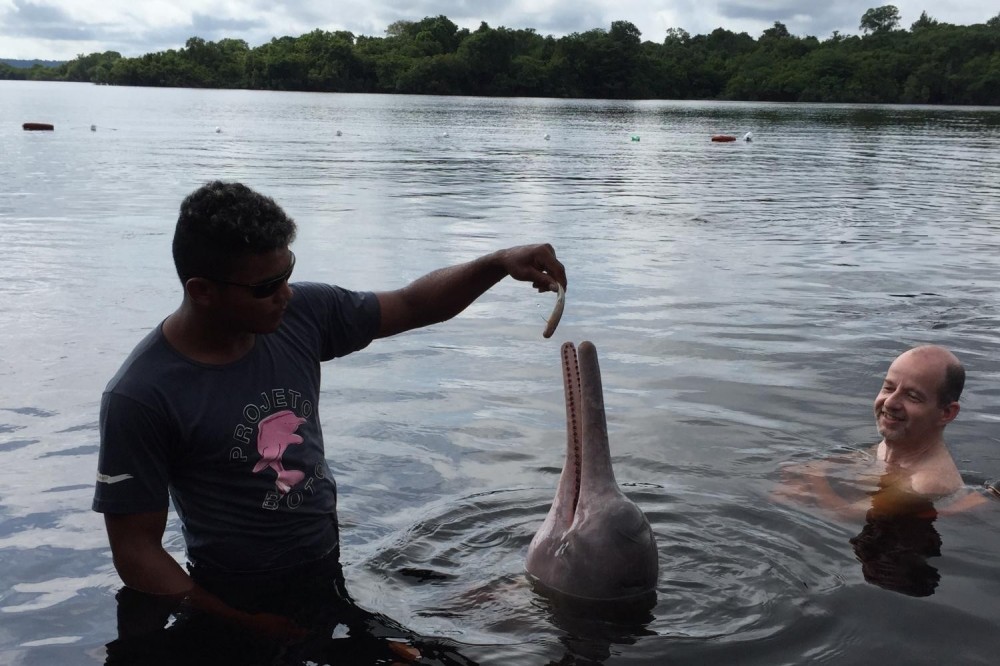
{"left": 711, "top": 135, "right": 736, "bottom": 142}
{"left": 23, "top": 122, "right": 54, "bottom": 131}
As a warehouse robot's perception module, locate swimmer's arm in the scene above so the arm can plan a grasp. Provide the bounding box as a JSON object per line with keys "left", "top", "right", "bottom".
{"left": 801, "top": 472, "right": 870, "bottom": 520}
{"left": 908, "top": 468, "right": 992, "bottom": 515}
{"left": 936, "top": 490, "right": 990, "bottom": 516}
{"left": 772, "top": 461, "right": 869, "bottom": 521}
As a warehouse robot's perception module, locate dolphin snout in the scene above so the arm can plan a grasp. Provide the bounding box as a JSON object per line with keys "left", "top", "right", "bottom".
{"left": 526, "top": 341, "right": 659, "bottom": 603}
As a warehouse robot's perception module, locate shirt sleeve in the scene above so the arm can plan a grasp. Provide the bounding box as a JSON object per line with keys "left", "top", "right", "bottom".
{"left": 92, "top": 391, "right": 174, "bottom": 514}
{"left": 291, "top": 282, "right": 381, "bottom": 361}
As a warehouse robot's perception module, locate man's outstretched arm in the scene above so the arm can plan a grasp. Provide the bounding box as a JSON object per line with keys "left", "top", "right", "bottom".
{"left": 375, "top": 244, "right": 567, "bottom": 339}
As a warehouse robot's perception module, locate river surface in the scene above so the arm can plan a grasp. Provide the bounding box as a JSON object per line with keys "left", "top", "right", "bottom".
{"left": 1, "top": 81, "right": 1000, "bottom": 664}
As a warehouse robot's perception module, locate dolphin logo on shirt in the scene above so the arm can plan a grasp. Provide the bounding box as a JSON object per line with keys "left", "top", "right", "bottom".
{"left": 253, "top": 410, "right": 306, "bottom": 494}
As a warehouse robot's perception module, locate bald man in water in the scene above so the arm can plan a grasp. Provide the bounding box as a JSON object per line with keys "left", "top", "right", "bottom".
{"left": 872, "top": 344, "right": 965, "bottom": 496}
{"left": 777, "top": 345, "right": 985, "bottom": 517}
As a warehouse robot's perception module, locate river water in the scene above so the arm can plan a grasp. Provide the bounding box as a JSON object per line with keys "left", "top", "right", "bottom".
{"left": 1, "top": 81, "right": 999, "bottom": 664}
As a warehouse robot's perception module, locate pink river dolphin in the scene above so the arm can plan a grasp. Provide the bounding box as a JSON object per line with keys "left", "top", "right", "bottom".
{"left": 526, "top": 341, "right": 659, "bottom": 603}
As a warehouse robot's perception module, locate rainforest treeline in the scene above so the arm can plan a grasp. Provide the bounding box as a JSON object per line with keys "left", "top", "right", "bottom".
{"left": 4, "top": 6, "right": 999, "bottom": 105}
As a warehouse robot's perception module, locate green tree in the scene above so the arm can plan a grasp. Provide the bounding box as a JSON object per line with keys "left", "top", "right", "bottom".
{"left": 797, "top": 48, "right": 853, "bottom": 101}
{"left": 61, "top": 51, "right": 123, "bottom": 83}
{"left": 24, "top": 12, "right": 1000, "bottom": 104}
{"left": 845, "top": 49, "right": 902, "bottom": 101}
{"left": 911, "top": 11, "right": 939, "bottom": 31}
{"left": 860, "top": 5, "right": 901, "bottom": 34}
{"left": 385, "top": 20, "right": 412, "bottom": 38}
{"left": 395, "top": 53, "right": 468, "bottom": 94}
{"left": 411, "top": 15, "right": 464, "bottom": 55}
{"left": 664, "top": 27, "right": 690, "bottom": 45}
{"left": 458, "top": 23, "right": 516, "bottom": 94}
{"left": 962, "top": 52, "right": 1000, "bottom": 104}
{"left": 507, "top": 54, "right": 547, "bottom": 95}
{"left": 0, "top": 62, "right": 26, "bottom": 80}
{"left": 556, "top": 21, "right": 647, "bottom": 99}
{"left": 294, "top": 30, "right": 360, "bottom": 91}
{"left": 761, "top": 21, "right": 791, "bottom": 40}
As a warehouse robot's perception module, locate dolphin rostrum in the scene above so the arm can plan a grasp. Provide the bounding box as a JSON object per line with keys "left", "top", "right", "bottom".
{"left": 526, "top": 341, "right": 658, "bottom": 602}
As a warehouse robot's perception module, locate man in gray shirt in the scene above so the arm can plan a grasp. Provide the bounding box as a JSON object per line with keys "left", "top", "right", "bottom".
{"left": 94, "top": 181, "right": 567, "bottom": 662}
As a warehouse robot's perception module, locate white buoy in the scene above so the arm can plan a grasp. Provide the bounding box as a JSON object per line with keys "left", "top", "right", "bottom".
{"left": 215, "top": 127, "right": 222, "bottom": 133}
{"left": 441, "top": 131, "right": 449, "bottom": 138}
{"left": 743, "top": 131, "right": 753, "bottom": 142}
{"left": 544, "top": 133, "right": 550, "bottom": 140}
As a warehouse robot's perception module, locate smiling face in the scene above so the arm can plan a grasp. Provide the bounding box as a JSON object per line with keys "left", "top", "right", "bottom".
{"left": 874, "top": 347, "right": 956, "bottom": 447}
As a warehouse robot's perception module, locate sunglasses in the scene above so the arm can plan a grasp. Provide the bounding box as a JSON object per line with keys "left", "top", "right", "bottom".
{"left": 208, "top": 252, "right": 295, "bottom": 298}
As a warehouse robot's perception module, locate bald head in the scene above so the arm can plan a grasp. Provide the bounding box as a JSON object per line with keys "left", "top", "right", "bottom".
{"left": 894, "top": 345, "right": 965, "bottom": 407}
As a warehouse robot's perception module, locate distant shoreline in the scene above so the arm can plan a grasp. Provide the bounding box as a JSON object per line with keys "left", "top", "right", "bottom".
{"left": 4, "top": 11, "right": 1000, "bottom": 106}
{"left": 1, "top": 58, "right": 66, "bottom": 68}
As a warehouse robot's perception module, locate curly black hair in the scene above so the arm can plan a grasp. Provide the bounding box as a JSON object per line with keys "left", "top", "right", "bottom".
{"left": 172, "top": 181, "right": 297, "bottom": 284}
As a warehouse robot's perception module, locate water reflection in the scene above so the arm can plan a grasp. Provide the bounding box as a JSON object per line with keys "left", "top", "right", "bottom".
{"left": 532, "top": 592, "right": 656, "bottom": 665}
{"left": 104, "top": 553, "right": 477, "bottom": 666}
{"left": 849, "top": 483, "right": 942, "bottom": 598}
{"left": 776, "top": 458, "right": 959, "bottom": 598}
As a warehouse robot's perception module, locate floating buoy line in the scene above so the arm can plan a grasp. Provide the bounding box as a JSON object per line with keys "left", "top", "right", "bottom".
{"left": 21, "top": 122, "right": 757, "bottom": 148}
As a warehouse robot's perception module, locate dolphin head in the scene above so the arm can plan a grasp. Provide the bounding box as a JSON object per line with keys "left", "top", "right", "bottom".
{"left": 526, "top": 341, "right": 658, "bottom": 603}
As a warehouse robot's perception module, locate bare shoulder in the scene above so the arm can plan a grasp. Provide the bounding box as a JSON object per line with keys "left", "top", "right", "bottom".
{"left": 904, "top": 443, "right": 963, "bottom": 495}
{"left": 908, "top": 466, "right": 963, "bottom": 497}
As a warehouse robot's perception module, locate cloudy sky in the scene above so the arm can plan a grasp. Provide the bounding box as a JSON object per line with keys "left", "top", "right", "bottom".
{"left": 1, "top": 0, "right": 996, "bottom": 60}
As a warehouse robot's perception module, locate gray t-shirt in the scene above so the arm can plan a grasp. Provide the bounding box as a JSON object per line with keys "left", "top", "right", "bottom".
{"left": 93, "top": 282, "right": 380, "bottom": 572}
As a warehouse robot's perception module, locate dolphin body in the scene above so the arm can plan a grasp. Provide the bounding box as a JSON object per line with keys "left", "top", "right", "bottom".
{"left": 526, "top": 341, "right": 658, "bottom": 603}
